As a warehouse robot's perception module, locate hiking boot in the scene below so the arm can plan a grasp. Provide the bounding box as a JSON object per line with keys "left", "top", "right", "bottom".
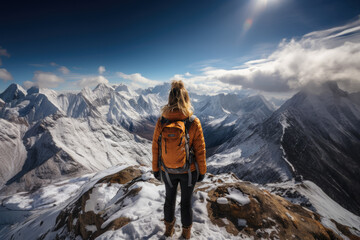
{"left": 164, "top": 218, "right": 176, "bottom": 237}
{"left": 181, "top": 224, "right": 192, "bottom": 239}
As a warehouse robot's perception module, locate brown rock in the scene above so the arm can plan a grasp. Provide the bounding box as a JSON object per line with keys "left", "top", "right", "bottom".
{"left": 97, "top": 166, "right": 141, "bottom": 184}
{"left": 53, "top": 166, "right": 142, "bottom": 239}
{"left": 207, "top": 182, "right": 342, "bottom": 240}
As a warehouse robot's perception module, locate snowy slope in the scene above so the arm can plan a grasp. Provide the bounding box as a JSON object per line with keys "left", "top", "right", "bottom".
{"left": 208, "top": 81, "right": 360, "bottom": 215}
{"left": 0, "top": 83, "right": 158, "bottom": 193}
{"left": 1, "top": 79, "right": 360, "bottom": 235}
{"left": 265, "top": 180, "right": 360, "bottom": 233}
{"left": 0, "top": 165, "right": 359, "bottom": 240}
{"left": 278, "top": 82, "right": 360, "bottom": 215}
{"left": 0, "top": 98, "right": 4, "bottom": 109}
{"left": 193, "top": 93, "right": 275, "bottom": 155}
{"left": 0, "top": 119, "right": 27, "bottom": 187}
{"left": 1, "top": 114, "right": 151, "bottom": 194}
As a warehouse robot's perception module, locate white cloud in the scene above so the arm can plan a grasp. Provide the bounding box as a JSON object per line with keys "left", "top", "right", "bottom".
{"left": 0, "top": 68, "right": 13, "bottom": 81}
{"left": 50, "top": 62, "right": 58, "bottom": 67}
{"left": 23, "top": 80, "right": 36, "bottom": 89}
{"left": 173, "top": 71, "right": 244, "bottom": 95}
{"left": 170, "top": 74, "right": 184, "bottom": 80}
{"left": 32, "top": 71, "right": 65, "bottom": 88}
{"left": 170, "top": 72, "right": 193, "bottom": 81}
{"left": 77, "top": 75, "right": 109, "bottom": 88}
{"left": 58, "top": 66, "right": 70, "bottom": 75}
{"left": 98, "top": 66, "right": 106, "bottom": 75}
{"left": 0, "top": 47, "right": 10, "bottom": 66}
{"left": 185, "top": 72, "right": 192, "bottom": 77}
{"left": 184, "top": 19, "right": 360, "bottom": 93}
{"left": 117, "top": 72, "right": 160, "bottom": 89}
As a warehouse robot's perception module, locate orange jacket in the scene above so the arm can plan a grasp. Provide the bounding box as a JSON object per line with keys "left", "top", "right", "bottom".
{"left": 152, "top": 110, "right": 207, "bottom": 175}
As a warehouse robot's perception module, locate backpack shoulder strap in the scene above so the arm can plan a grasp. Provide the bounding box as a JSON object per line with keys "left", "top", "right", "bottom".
{"left": 160, "top": 116, "right": 168, "bottom": 125}
{"left": 159, "top": 116, "right": 171, "bottom": 133}
{"left": 185, "top": 115, "right": 196, "bottom": 131}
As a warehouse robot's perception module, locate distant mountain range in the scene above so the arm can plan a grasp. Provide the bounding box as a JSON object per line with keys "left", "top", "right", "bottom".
{"left": 1, "top": 81, "right": 359, "bottom": 217}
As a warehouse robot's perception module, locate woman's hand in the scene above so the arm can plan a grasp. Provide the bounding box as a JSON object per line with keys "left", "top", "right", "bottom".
{"left": 197, "top": 174, "right": 205, "bottom": 182}
{"left": 153, "top": 171, "right": 161, "bottom": 181}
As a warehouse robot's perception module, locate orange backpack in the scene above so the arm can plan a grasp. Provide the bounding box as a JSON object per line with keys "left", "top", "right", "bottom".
{"left": 157, "top": 115, "right": 199, "bottom": 187}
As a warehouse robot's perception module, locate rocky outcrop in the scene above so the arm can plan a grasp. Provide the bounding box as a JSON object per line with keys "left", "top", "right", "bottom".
{"left": 53, "top": 166, "right": 142, "bottom": 240}
{"left": 47, "top": 168, "right": 359, "bottom": 240}
{"left": 206, "top": 181, "right": 340, "bottom": 239}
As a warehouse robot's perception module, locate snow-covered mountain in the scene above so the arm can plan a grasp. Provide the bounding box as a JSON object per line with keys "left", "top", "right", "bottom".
{"left": 0, "top": 84, "right": 26, "bottom": 103}
{"left": 193, "top": 94, "right": 275, "bottom": 155}
{"left": 208, "top": 81, "right": 360, "bottom": 216}
{"left": 0, "top": 83, "right": 160, "bottom": 193}
{"left": 1, "top": 81, "right": 360, "bottom": 239}
{"left": 0, "top": 82, "right": 271, "bottom": 193}
{"left": 1, "top": 165, "right": 359, "bottom": 239}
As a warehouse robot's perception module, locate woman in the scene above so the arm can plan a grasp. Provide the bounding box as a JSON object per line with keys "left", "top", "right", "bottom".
{"left": 152, "top": 80, "right": 206, "bottom": 239}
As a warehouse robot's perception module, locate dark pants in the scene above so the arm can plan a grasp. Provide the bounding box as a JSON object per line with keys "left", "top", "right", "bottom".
{"left": 162, "top": 171, "right": 197, "bottom": 227}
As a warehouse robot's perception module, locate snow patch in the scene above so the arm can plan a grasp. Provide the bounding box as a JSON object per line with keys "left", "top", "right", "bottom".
{"left": 285, "top": 212, "right": 294, "bottom": 221}
{"left": 85, "top": 225, "right": 97, "bottom": 233}
{"left": 217, "top": 197, "right": 228, "bottom": 205}
{"left": 279, "top": 115, "right": 296, "bottom": 173}
{"left": 85, "top": 183, "right": 122, "bottom": 214}
{"left": 226, "top": 188, "right": 250, "bottom": 206}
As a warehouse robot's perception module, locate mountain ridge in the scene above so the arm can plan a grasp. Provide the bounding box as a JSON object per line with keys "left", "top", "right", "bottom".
{"left": 208, "top": 81, "right": 360, "bottom": 215}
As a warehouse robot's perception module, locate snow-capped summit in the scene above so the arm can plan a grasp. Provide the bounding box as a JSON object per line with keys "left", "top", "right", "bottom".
{"left": 114, "top": 83, "right": 138, "bottom": 100}
{"left": 0, "top": 85, "right": 64, "bottom": 123}
{"left": 141, "top": 82, "right": 170, "bottom": 98}
{"left": 27, "top": 86, "right": 40, "bottom": 95}
{"left": 93, "top": 82, "right": 114, "bottom": 94}
{"left": 0, "top": 83, "right": 26, "bottom": 103}
{"left": 238, "top": 95, "right": 275, "bottom": 114}
{"left": 115, "top": 83, "right": 130, "bottom": 93}
{"left": 91, "top": 83, "right": 115, "bottom": 105}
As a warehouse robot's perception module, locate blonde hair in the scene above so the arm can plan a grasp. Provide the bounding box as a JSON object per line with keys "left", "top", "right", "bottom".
{"left": 161, "top": 80, "right": 193, "bottom": 116}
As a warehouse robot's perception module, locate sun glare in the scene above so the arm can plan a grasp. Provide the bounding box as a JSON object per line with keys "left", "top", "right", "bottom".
{"left": 241, "top": 0, "right": 282, "bottom": 36}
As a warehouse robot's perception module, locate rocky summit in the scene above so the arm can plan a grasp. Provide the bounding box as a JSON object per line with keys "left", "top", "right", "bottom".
{"left": 2, "top": 166, "right": 359, "bottom": 240}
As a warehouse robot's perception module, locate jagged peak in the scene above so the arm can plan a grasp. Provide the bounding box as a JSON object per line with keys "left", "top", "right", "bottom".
{"left": 240, "top": 94, "right": 275, "bottom": 112}
{"left": 247, "top": 94, "right": 267, "bottom": 102}
{"left": 273, "top": 81, "right": 356, "bottom": 119}
{"left": 114, "top": 83, "right": 129, "bottom": 92}
{"left": 137, "top": 94, "right": 149, "bottom": 105}
{"left": 80, "top": 86, "right": 93, "bottom": 96}
{"left": 7, "top": 83, "right": 26, "bottom": 92}
{"left": 0, "top": 83, "right": 27, "bottom": 102}
{"left": 93, "top": 82, "right": 114, "bottom": 92}
{"left": 27, "top": 86, "right": 40, "bottom": 95}
{"left": 25, "top": 86, "right": 58, "bottom": 98}
{"left": 301, "top": 81, "right": 348, "bottom": 97}
{"left": 142, "top": 82, "right": 170, "bottom": 96}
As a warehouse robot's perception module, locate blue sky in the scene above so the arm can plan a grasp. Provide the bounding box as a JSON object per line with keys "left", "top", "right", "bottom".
{"left": 1, "top": 0, "right": 360, "bottom": 93}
